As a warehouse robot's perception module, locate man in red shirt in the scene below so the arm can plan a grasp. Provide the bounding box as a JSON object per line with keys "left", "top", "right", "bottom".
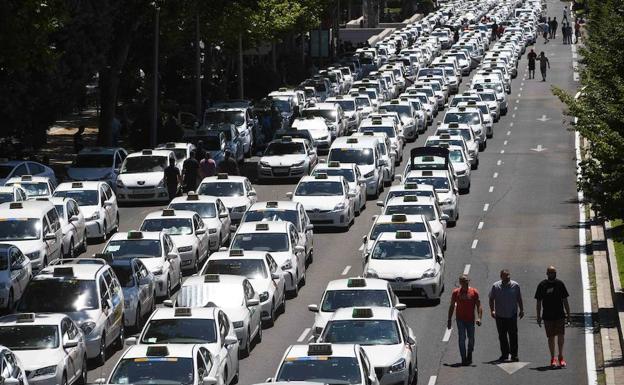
{"left": 447, "top": 274, "right": 483, "bottom": 365}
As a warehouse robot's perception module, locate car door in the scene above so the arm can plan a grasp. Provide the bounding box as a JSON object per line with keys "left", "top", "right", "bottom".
{"left": 398, "top": 314, "right": 417, "bottom": 367}
{"left": 244, "top": 180, "right": 257, "bottom": 204}
{"left": 69, "top": 200, "right": 86, "bottom": 245}
{"left": 136, "top": 260, "right": 154, "bottom": 312}
{"left": 61, "top": 317, "right": 80, "bottom": 382}
{"left": 100, "top": 185, "right": 113, "bottom": 232}
{"left": 164, "top": 235, "right": 181, "bottom": 284}
{"left": 9, "top": 249, "right": 28, "bottom": 299}
{"left": 266, "top": 254, "right": 284, "bottom": 303}
{"left": 106, "top": 269, "right": 124, "bottom": 338}
{"left": 298, "top": 205, "right": 312, "bottom": 255}
{"left": 355, "top": 167, "right": 367, "bottom": 206}
{"left": 193, "top": 214, "right": 209, "bottom": 259}
{"left": 216, "top": 199, "right": 231, "bottom": 242}
{"left": 3, "top": 352, "right": 25, "bottom": 385}
{"left": 219, "top": 311, "right": 237, "bottom": 378}
{"left": 243, "top": 280, "right": 260, "bottom": 338}
{"left": 200, "top": 346, "right": 221, "bottom": 384}
{"left": 288, "top": 224, "right": 305, "bottom": 276}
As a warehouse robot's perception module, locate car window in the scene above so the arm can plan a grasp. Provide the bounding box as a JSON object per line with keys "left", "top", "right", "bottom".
{"left": 200, "top": 348, "right": 213, "bottom": 371}
{"left": 99, "top": 276, "right": 110, "bottom": 303}
{"left": 243, "top": 281, "right": 255, "bottom": 301}
{"left": 68, "top": 320, "right": 80, "bottom": 340}
{"left": 13, "top": 164, "right": 28, "bottom": 177}
{"left": 289, "top": 225, "right": 297, "bottom": 247}
{"left": 114, "top": 153, "right": 122, "bottom": 169}
{"left": 218, "top": 311, "right": 227, "bottom": 342}
{"left": 196, "top": 352, "right": 208, "bottom": 380}
{"left": 103, "top": 184, "right": 113, "bottom": 200}
{"left": 28, "top": 162, "right": 45, "bottom": 175}
{"left": 42, "top": 216, "right": 51, "bottom": 237}
{"left": 163, "top": 236, "right": 172, "bottom": 255}
{"left": 47, "top": 209, "right": 60, "bottom": 233}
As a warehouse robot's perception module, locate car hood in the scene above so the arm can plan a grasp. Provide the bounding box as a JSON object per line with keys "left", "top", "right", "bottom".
{"left": 202, "top": 217, "right": 221, "bottom": 230}
{"left": 261, "top": 155, "right": 307, "bottom": 166}
{"left": 139, "top": 257, "right": 165, "bottom": 273}
{"left": 80, "top": 205, "right": 100, "bottom": 219}
{"left": 67, "top": 168, "right": 112, "bottom": 181}
{"left": 219, "top": 196, "right": 250, "bottom": 209}
{"left": 5, "top": 240, "right": 43, "bottom": 255}
{"left": 118, "top": 172, "right": 163, "bottom": 187}
{"left": 363, "top": 345, "right": 406, "bottom": 368}
{"left": 14, "top": 349, "right": 64, "bottom": 371}
{"left": 314, "top": 312, "right": 333, "bottom": 331}
{"left": 452, "top": 161, "right": 469, "bottom": 173}
{"left": 368, "top": 258, "right": 435, "bottom": 279}
{"left": 169, "top": 234, "right": 196, "bottom": 248}
{"left": 307, "top": 128, "right": 331, "bottom": 139}
{"left": 221, "top": 306, "right": 248, "bottom": 323}
{"left": 292, "top": 196, "right": 344, "bottom": 210}
{"left": 266, "top": 251, "right": 295, "bottom": 266}
{"left": 356, "top": 164, "right": 376, "bottom": 177}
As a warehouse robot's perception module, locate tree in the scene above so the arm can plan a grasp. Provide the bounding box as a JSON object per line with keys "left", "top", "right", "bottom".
{"left": 553, "top": 0, "right": 624, "bottom": 219}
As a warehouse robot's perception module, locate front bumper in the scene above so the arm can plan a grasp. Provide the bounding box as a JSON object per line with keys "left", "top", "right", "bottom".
{"left": 387, "top": 275, "right": 441, "bottom": 299}
{"left": 25, "top": 371, "right": 61, "bottom": 385}
{"left": 85, "top": 332, "right": 103, "bottom": 359}
{"left": 456, "top": 173, "right": 471, "bottom": 189}
{"left": 305, "top": 208, "right": 350, "bottom": 228}
{"left": 117, "top": 186, "right": 169, "bottom": 202}
{"left": 85, "top": 218, "right": 106, "bottom": 238}
{"left": 258, "top": 165, "right": 307, "bottom": 180}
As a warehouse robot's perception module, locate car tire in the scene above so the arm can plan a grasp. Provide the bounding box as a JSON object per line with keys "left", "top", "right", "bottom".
{"left": 7, "top": 290, "right": 13, "bottom": 312}
{"left": 410, "top": 366, "right": 418, "bottom": 385}
{"left": 115, "top": 318, "right": 125, "bottom": 350}
{"left": 279, "top": 290, "right": 286, "bottom": 314}
{"left": 68, "top": 239, "right": 75, "bottom": 259}
{"left": 80, "top": 231, "right": 88, "bottom": 252}
{"left": 135, "top": 303, "right": 142, "bottom": 331}
{"left": 288, "top": 276, "right": 299, "bottom": 298}
{"left": 101, "top": 221, "right": 108, "bottom": 242}
{"left": 255, "top": 322, "right": 263, "bottom": 344}
{"left": 193, "top": 253, "right": 200, "bottom": 273}
{"left": 95, "top": 333, "right": 106, "bottom": 366}
{"left": 239, "top": 330, "right": 251, "bottom": 358}
{"left": 265, "top": 301, "right": 275, "bottom": 328}
{"left": 62, "top": 372, "right": 68, "bottom": 385}
{"left": 166, "top": 276, "right": 172, "bottom": 299}
{"left": 231, "top": 366, "right": 239, "bottom": 385}
{"left": 114, "top": 213, "right": 120, "bottom": 232}
{"left": 78, "top": 356, "right": 88, "bottom": 385}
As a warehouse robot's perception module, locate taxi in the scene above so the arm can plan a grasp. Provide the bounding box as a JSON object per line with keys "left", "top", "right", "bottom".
{"left": 378, "top": 99, "right": 417, "bottom": 141}
{"left": 308, "top": 277, "right": 405, "bottom": 338}
{"left": 172, "top": 274, "right": 262, "bottom": 358}
{"left": 362, "top": 214, "right": 433, "bottom": 257}
{"left": 115, "top": 149, "right": 176, "bottom": 203}
{"left": 0, "top": 185, "right": 27, "bottom": 204}
{"left": 364, "top": 231, "right": 445, "bottom": 301}
{"left": 402, "top": 170, "right": 459, "bottom": 226}
{"left": 311, "top": 162, "right": 367, "bottom": 215}
{"left": 319, "top": 307, "right": 418, "bottom": 385}
{"left": 201, "top": 249, "right": 286, "bottom": 327}
{"left": 156, "top": 142, "right": 196, "bottom": 170}
{"left": 328, "top": 136, "right": 384, "bottom": 198}
{"left": 441, "top": 107, "right": 486, "bottom": 150}
{"left": 0, "top": 346, "right": 28, "bottom": 385}
{"left": 351, "top": 132, "right": 395, "bottom": 187}
{"left": 230, "top": 222, "right": 305, "bottom": 297}
{"left": 0, "top": 313, "right": 88, "bottom": 385}
{"left": 53, "top": 181, "right": 119, "bottom": 241}
{"left": 0, "top": 244, "right": 32, "bottom": 310}
{"left": 197, "top": 174, "right": 257, "bottom": 225}
{"left": 272, "top": 343, "right": 379, "bottom": 385}
{"left": 290, "top": 116, "right": 333, "bottom": 151}
{"left": 5, "top": 175, "right": 56, "bottom": 199}
{"left": 257, "top": 137, "right": 318, "bottom": 181}
{"left": 457, "top": 101, "right": 494, "bottom": 138}
{"left": 358, "top": 116, "right": 404, "bottom": 161}
{"left": 377, "top": 183, "right": 437, "bottom": 207}
{"left": 169, "top": 193, "right": 231, "bottom": 252}
{"left": 442, "top": 144, "right": 471, "bottom": 192}
{"left": 128, "top": 307, "right": 239, "bottom": 385}
{"left": 49, "top": 197, "right": 87, "bottom": 258}
{"left": 106, "top": 344, "right": 222, "bottom": 385}
{"left": 109, "top": 257, "right": 156, "bottom": 329}
{"left": 288, "top": 174, "right": 356, "bottom": 230}
{"left": 424, "top": 133, "right": 477, "bottom": 169}
{"left": 382, "top": 195, "right": 448, "bottom": 248}
{"left": 140, "top": 209, "right": 210, "bottom": 272}
{"left": 103, "top": 231, "right": 182, "bottom": 298}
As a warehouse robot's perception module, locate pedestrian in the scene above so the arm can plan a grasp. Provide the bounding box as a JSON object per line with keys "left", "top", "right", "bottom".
{"left": 217, "top": 150, "right": 240, "bottom": 176}
{"left": 195, "top": 140, "right": 206, "bottom": 162}
{"left": 561, "top": 22, "right": 568, "bottom": 44}
{"left": 574, "top": 20, "right": 581, "bottom": 44}
{"left": 453, "top": 29, "right": 460, "bottom": 43}
{"left": 567, "top": 24, "right": 574, "bottom": 44}
{"left": 537, "top": 52, "right": 550, "bottom": 81}
{"left": 489, "top": 270, "right": 524, "bottom": 362}
{"left": 534, "top": 266, "right": 571, "bottom": 368}
{"left": 73, "top": 125, "right": 85, "bottom": 154}
{"left": 541, "top": 21, "right": 549, "bottom": 43}
{"left": 182, "top": 150, "right": 200, "bottom": 192}
{"left": 199, "top": 152, "right": 217, "bottom": 179}
{"left": 551, "top": 17, "right": 558, "bottom": 39}
{"left": 527, "top": 49, "right": 537, "bottom": 79}
{"left": 491, "top": 22, "right": 498, "bottom": 41}
{"left": 546, "top": 17, "right": 552, "bottom": 38}
{"left": 164, "top": 157, "right": 181, "bottom": 201}
{"left": 447, "top": 274, "right": 483, "bottom": 366}
{"left": 563, "top": 6, "right": 569, "bottom": 22}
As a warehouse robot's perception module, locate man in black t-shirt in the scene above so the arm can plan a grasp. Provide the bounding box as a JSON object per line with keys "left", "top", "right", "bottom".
{"left": 164, "top": 158, "right": 181, "bottom": 201}
{"left": 534, "top": 266, "right": 570, "bottom": 368}
{"left": 182, "top": 150, "right": 200, "bottom": 193}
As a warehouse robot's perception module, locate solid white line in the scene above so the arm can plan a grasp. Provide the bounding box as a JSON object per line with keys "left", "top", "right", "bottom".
{"left": 489, "top": 186, "right": 494, "bottom": 192}
{"left": 516, "top": 99, "right": 520, "bottom": 104}
{"left": 571, "top": 44, "right": 577, "bottom": 53}
{"left": 297, "top": 328, "right": 311, "bottom": 342}
{"left": 514, "top": 106, "right": 518, "bottom": 111}
{"left": 471, "top": 239, "right": 478, "bottom": 249}
{"left": 510, "top": 122, "right": 514, "bottom": 127}
{"left": 341, "top": 265, "right": 351, "bottom": 275}
{"left": 500, "top": 150, "right": 505, "bottom": 154}
{"left": 493, "top": 172, "right": 499, "bottom": 178}
{"left": 428, "top": 376, "right": 437, "bottom": 385}
{"left": 503, "top": 140, "right": 508, "bottom": 146}
{"left": 572, "top": 52, "right": 578, "bottom": 59}
{"left": 477, "top": 221, "right": 484, "bottom": 230}
{"left": 442, "top": 328, "right": 452, "bottom": 342}
{"left": 483, "top": 203, "right": 489, "bottom": 211}
{"left": 575, "top": 131, "right": 598, "bottom": 385}
{"left": 574, "top": 72, "right": 580, "bottom": 82}
{"left": 463, "top": 264, "right": 471, "bottom": 274}
{"left": 507, "top": 131, "right": 511, "bottom": 136}
{"left": 512, "top": 114, "right": 516, "bottom": 118}
{"left": 497, "top": 159, "right": 502, "bottom": 166}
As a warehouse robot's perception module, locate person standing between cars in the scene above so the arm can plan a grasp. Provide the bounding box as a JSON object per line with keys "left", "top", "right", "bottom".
{"left": 195, "top": 140, "right": 206, "bottom": 162}
{"left": 447, "top": 274, "right": 483, "bottom": 366}
{"left": 563, "top": 6, "right": 569, "bottom": 22}
{"left": 527, "top": 49, "right": 537, "bottom": 79}
{"left": 164, "top": 157, "right": 181, "bottom": 201}
{"left": 74, "top": 125, "right": 85, "bottom": 154}
{"left": 489, "top": 269, "right": 524, "bottom": 362}
{"left": 574, "top": 20, "right": 581, "bottom": 44}
{"left": 217, "top": 150, "right": 240, "bottom": 176}
{"left": 199, "top": 152, "right": 217, "bottom": 179}
{"left": 551, "top": 17, "right": 558, "bottom": 39}
{"left": 537, "top": 52, "right": 550, "bottom": 81}
{"left": 535, "top": 266, "right": 571, "bottom": 368}
{"left": 182, "top": 150, "right": 200, "bottom": 192}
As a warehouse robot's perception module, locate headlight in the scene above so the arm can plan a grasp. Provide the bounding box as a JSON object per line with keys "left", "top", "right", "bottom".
{"left": 318, "top": 135, "right": 328, "bottom": 141}
{"left": 116, "top": 179, "right": 125, "bottom": 188}
{"left": 87, "top": 212, "right": 100, "bottom": 221}
{"left": 80, "top": 321, "right": 96, "bottom": 335}
{"left": 389, "top": 358, "right": 406, "bottom": 373}
{"left": 281, "top": 260, "right": 292, "bottom": 271}
{"left": 209, "top": 228, "right": 217, "bottom": 234}
{"left": 365, "top": 269, "right": 378, "bottom": 278}
{"left": 260, "top": 161, "right": 271, "bottom": 167}
{"left": 334, "top": 202, "right": 346, "bottom": 211}
{"left": 364, "top": 170, "right": 375, "bottom": 178}
{"left": 157, "top": 179, "right": 165, "bottom": 188}
{"left": 456, "top": 170, "right": 466, "bottom": 175}
{"left": 441, "top": 198, "right": 453, "bottom": 205}
{"left": 422, "top": 268, "right": 438, "bottom": 278}
{"left": 292, "top": 161, "right": 305, "bottom": 167}
{"left": 153, "top": 268, "right": 164, "bottom": 276}
{"left": 178, "top": 246, "right": 192, "bottom": 253}
{"left": 232, "top": 205, "right": 247, "bottom": 213}
{"left": 233, "top": 321, "right": 244, "bottom": 328}
{"left": 32, "top": 365, "right": 56, "bottom": 378}
{"left": 259, "top": 291, "right": 269, "bottom": 302}
{"left": 26, "top": 251, "right": 40, "bottom": 260}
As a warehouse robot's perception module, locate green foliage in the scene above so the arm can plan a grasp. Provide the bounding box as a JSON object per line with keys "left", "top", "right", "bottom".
{"left": 553, "top": 0, "right": 624, "bottom": 219}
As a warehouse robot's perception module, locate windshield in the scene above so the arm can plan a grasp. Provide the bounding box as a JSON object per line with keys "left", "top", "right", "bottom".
{"left": 355, "top": 97, "right": 371, "bottom": 107}
{"left": 0, "top": 325, "right": 59, "bottom": 350}
{"left": 111, "top": 264, "right": 135, "bottom": 288}
{"left": 0, "top": 193, "right": 13, "bottom": 204}
{"left": 387, "top": 190, "right": 434, "bottom": 201}
{"left": 204, "top": 259, "right": 268, "bottom": 279}
{"left": 53, "top": 189, "right": 99, "bottom": 206}
{"left": 418, "top": 68, "right": 444, "bottom": 77}
{"left": 312, "top": 169, "right": 355, "bottom": 182}
{"left": 450, "top": 97, "right": 479, "bottom": 107}
{"left": 329, "top": 148, "right": 374, "bottom": 165}
{"left": 371, "top": 240, "right": 433, "bottom": 260}
{"left": 302, "top": 109, "right": 336, "bottom": 122}
{"left": 474, "top": 83, "right": 503, "bottom": 93}
{"left": 169, "top": 202, "right": 216, "bottom": 218}
{"left": 172, "top": 149, "right": 187, "bottom": 160}
{"left": 109, "top": 358, "right": 194, "bottom": 385}
{"left": 277, "top": 357, "right": 361, "bottom": 384}
{"left": 414, "top": 88, "right": 433, "bottom": 97}
{"left": 384, "top": 204, "right": 435, "bottom": 220}
{"left": 121, "top": 156, "right": 167, "bottom": 174}
{"left": 321, "top": 289, "right": 390, "bottom": 312}
{"left": 322, "top": 320, "right": 400, "bottom": 345}
{"left": 360, "top": 125, "right": 395, "bottom": 138}
{"left": 405, "top": 176, "right": 449, "bottom": 191}
{"left": 242, "top": 210, "right": 299, "bottom": 230}
{"left": 204, "top": 110, "right": 245, "bottom": 126}
{"left": 265, "top": 142, "right": 305, "bottom": 156}
{"left": 273, "top": 99, "right": 292, "bottom": 113}
{"left": 198, "top": 182, "right": 244, "bottom": 197}
{"left": 17, "top": 279, "right": 98, "bottom": 312}
{"left": 444, "top": 112, "right": 480, "bottom": 124}
{"left": 370, "top": 222, "right": 426, "bottom": 240}
{"left": 443, "top": 128, "right": 472, "bottom": 141}
{"left": 7, "top": 182, "right": 49, "bottom": 197}
{"left": 141, "top": 319, "right": 217, "bottom": 344}
{"left": 231, "top": 233, "right": 289, "bottom": 252}
{"left": 449, "top": 150, "right": 465, "bottom": 163}
{"left": 0, "top": 218, "right": 41, "bottom": 241}
{"left": 105, "top": 240, "right": 161, "bottom": 258}
{"left": 73, "top": 154, "right": 113, "bottom": 168}
{"left": 332, "top": 100, "right": 356, "bottom": 112}
{"left": 141, "top": 218, "right": 193, "bottom": 236}
{"left": 177, "top": 284, "right": 244, "bottom": 308}
{"left": 295, "top": 181, "right": 343, "bottom": 196}
{"left": 479, "top": 93, "right": 496, "bottom": 101}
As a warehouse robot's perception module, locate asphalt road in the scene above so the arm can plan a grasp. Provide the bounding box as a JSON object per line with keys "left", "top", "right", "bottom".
{"left": 85, "top": 1, "right": 589, "bottom": 384}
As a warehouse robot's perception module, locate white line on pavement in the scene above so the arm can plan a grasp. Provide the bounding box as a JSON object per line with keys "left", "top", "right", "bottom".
{"left": 358, "top": 244, "right": 364, "bottom": 251}
{"left": 500, "top": 150, "right": 505, "bottom": 154}
{"left": 483, "top": 203, "right": 489, "bottom": 211}
{"left": 514, "top": 106, "right": 518, "bottom": 111}
{"left": 297, "top": 328, "right": 311, "bottom": 342}
{"left": 518, "top": 93, "right": 522, "bottom": 98}
{"left": 521, "top": 82, "right": 525, "bottom": 87}
{"left": 341, "top": 265, "right": 351, "bottom": 275}
{"left": 515, "top": 99, "right": 520, "bottom": 104}
{"left": 493, "top": 172, "right": 499, "bottom": 178}
{"left": 489, "top": 186, "right": 494, "bottom": 192}
{"left": 572, "top": 52, "right": 578, "bottom": 59}
{"left": 512, "top": 114, "right": 516, "bottom": 118}
{"left": 510, "top": 122, "right": 514, "bottom": 127}
{"left": 497, "top": 159, "right": 502, "bottom": 165}
{"left": 507, "top": 131, "right": 511, "bottom": 136}
{"left": 471, "top": 239, "right": 478, "bottom": 249}
{"left": 503, "top": 140, "right": 508, "bottom": 145}
{"left": 442, "top": 328, "right": 452, "bottom": 342}
{"left": 428, "top": 376, "right": 437, "bottom": 385}
{"left": 463, "top": 264, "right": 471, "bottom": 274}
{"left": 519, "top": 87, "right": 523, "bottom": 92}
{"left": 571, "top": 44, "right": 577, "bottom": 53}
{"left": 478, "top": 221, "right": 484, "bottom": 230}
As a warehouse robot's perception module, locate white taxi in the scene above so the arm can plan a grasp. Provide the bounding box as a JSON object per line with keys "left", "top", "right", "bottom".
{"left": 115, "top": 149, "right": 176, "bottom": 203}
{"left": 291, "top": 116, "right": 332, "bottom": 151}
{"left": 5, "top": 175, "right": 55, "bottom": 199}
{"left": 49, "top": 197, "right": 87, "bottom": 258}
{"left": 403, "top": 170, "right": 459, "bottom": 226}
{"left": 362, "top": 214, "right": 433, "bottom": 257}
{"left": 156, "top": 142, "right": 196, "bottom": 169}
{"left": 0, "top": 244, "right": 32, "bottom": 310}
{"left": 328, "top": 136, "right": 385, "bottom": 198}
{"left": 441, "top": 107, "right": 486, "bottom": 150}
{"left": 0, "top": 185, "right": 27, "bottom": 204}
{"left": 358, "top": 116, "right": 404, "bottom": 164}
{"left": 377, "top": 183, "right": 437, "bottom": 207}
{"left": 258, "top": 137, "right": 318, "bottom": 181}
{"left": 382, "top": 196, "right": 448, "bottom": 248}
{"left": 442, "top": 144, "right": 471, "bottom": 192}
{"left": 311, "top": 162, "right": 367, "bottom": 215}
{"left": 197, "top": 174, "right": 257, "bottom": 225}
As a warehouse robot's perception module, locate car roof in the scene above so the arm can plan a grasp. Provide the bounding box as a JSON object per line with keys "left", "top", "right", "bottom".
{"left": 55, "top": 181, "right": 104, "bottom": 192}
{"left": 148, "top": 307, "right": 218, "bottom": 321}
{"left": 0, "top": 313, "right": 68, "bottom": 326}
{"left": 325, "top": 277, "right": 390, "bottom": 291}
{"left": 248, "top": 201, "right": 299, "bottom": 211}
{"left": 330, "top": 306, "right": 397, "bottom": 321}
{"left": 0, "top": 200, "right": 54, "bottom": 218}
{"left": 200, "top": 175, "right": 247, "bottom": 183}
{"left": 121, "top": 344, "right": 196, "bottom": 360}
{"left": 386, "top": 195, "right": 437, "bottom": 206}
{"left": 406, "top": 169, "right": 449, "bottom": 178}
{"left": 37, "top": 262, "right": 107, "bottom": 280}
{"left": 374, "top": 214, "right": 427, "bottom": 224}
{"left": 6, "top": 176, "right": 51, "bottom": 184}
{"left": 207, "top": 250, "right": 269, "bottom": 261}
{"left": 331, "top": 136, "right": 379, "bottom": 148}
{"left": 109, "top": 231, "right": 162, "bottom": 241}
{"left": 0, "top": 160, "right": 24, "bottom": 167}
{"left": 285, "top": 343, "right": 358, "bottom": 358}
{"left": 313, "top": 162, "right": 356, "bottom": 171}
{"left": 236, "top": 221, "right": 291, "bottom": 234}
{"left": 0, "top": 186, "right": 18, "bottom": 194}
{"left": 388, "top": 184, "right": 435, "bottom": 192}
{"left": 376, "top": 231, "right": 430, "bottom": 242}
{"left": 126, "top": 150, "right": 173, "bottom": 158}
{"left": 170, "top": 195, "right": 219, "bottom": 204}
{"left": 298, "top": 175, "right": 345, "bottom": 184}
{"left": 268, "top": 138, "right": 307, "bottom": 145}
{"left": 144, "top": 209, "right": 197, "bottom": 220}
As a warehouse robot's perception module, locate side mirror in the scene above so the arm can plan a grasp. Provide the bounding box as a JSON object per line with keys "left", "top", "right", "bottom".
{"left": 63, "top": 339, "right": 79, "bottom": 349}
{"left": 247, "top": 298, "right": 260, "bottom": 307}
{"left": 124, "top": 337, "right": 138, "bottom": 346}
{"left": 104, "top": 200, "right": 113, "bottom": 207}
{"left": 163, "top": 299, "right": 174, "bottom": 307}
{"left": 69, "top": 215, "right": 80, "bottom": 223}
{"left": 308, "top": 304, "right": 319, "bottom": 312}
{"left": 362, "top": 235, "right": 368, "bottom": 243}
{"left": 219, "top": 212, "right": 229, "bottom": 219}
{"left": 295, "top": 245, "right": 305, "bottom": 254}
{"left": 166, "top": 253, "right": 178, "bottom": 261}
{"left": 395, "top": 303, "right": 407, "bottom": 311}
{"left": 271, "top": 273, "right": 281, "bottom": 280}
{"left": 348, "top": 192, "right": 356, "bottom": 198}
{"left": 407, "top": 336, "right": 416, "bottom": 345}
{"left": 248, "top": 191, "right": 257, "bottom": 197}
{"left": 305, "top": 224, "right": 314, "bottom": 231}
{"left": 202, "top": 376, "right": 218, "bottom": 385}
{"left": 286, "top": 192, "right": 293, "bottom": 199}
{"left": 436, "top": 254, "right": 443, "bottom": 263}
{"left": 196, "top": 228, "right": 206, "bottom": 235}
{"left": 376, "top": 200, "right": 384, "bottom": 207}
{"left": 440, "top": 214, "right": 449, "bottom": 221}
{"left": 219, "top": 246, "right": 228, "bottom": 252}
{"left": 44, "top": 233, "right": 57, "bottom": 241}
{"left": 224, "top": 335, "right": 238, "bottom": 346}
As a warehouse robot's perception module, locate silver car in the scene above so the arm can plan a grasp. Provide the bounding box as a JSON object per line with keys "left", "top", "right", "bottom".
{"left": 110, "top": 257, "right": 156, "bottom": 330}
{"left": 0, "top": 244, "right": 32, "bottom": 310}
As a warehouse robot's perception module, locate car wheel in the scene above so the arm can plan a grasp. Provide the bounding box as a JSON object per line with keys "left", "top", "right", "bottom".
{"left": 115, "top": 318, "right": 125, "bottom": 350}
{"left": 410, "top": 365, "right": 418, "bottom": 385}
{"left": 255, "top": 322, "right": 263, "bottom": 343}
{"left": 42, "top": 256, "right": 48, "bottom": 268}
{"left": 7, "top": 290, "right": 13, "bottom": 312}
{"left": 68, "top": 239, "right": 75, "bottom": 259}
{"left": 239, "top": 330, "right": 251, "bottom": 358}
{"left": 279, "top": 291, "right": 287, "bottom": 314}
{"left": 231, "top": 366, "right": 239, "bottom": 385}
{"left": 265, "top": 301, "right": 275, "bottom": 328}
{"left": 101, "top": 221, "right": 108, "bottom": 242}
{"left": 166, "top": 276, "right": 172, "bottom": 298}
{"left": 114, "top": 213, "right": 120, "bottom": 232}
{"left": 194, "top": 253, "right": 200, "bottom": 273}
{"left": 78, "top": 355, "right": 88, "bottom": 385}
{"left": 288, "top": 275, "right": 299, "bottom": 298}
{"left": 62, "top": 372, "right": 68, "bottom": 385}
{"left": 95, "top": 333, "right": 106, "bottom": 366}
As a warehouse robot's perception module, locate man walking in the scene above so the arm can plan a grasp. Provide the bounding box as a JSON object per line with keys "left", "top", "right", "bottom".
{"left": 182, "top": 150, "right": 200, "bottom": 193}
{"left": 540, "top": 21, "right": 549, "bottom": 44}
{"left": 527, "top": 49, "right": 537, "bottom": 79}
{"left": 551, "top": 17, "right": 558, "bottom": 39}
{"left": 489, "top": 270, "right": 524, "bottom": 362}
{"left": 217, "top": 150, "right": 240, "bottom": 176}
{"left": 164, "top": 157, "right": 181, "bottom": 201}
{"left": 546, "top": 17, "right": 552, "bottom": 39}
{"left": 535, "top": 266, "right": 571, "bottom": 368}
{"left": 447, "top": 274, "right": 483, "bottom": 366}
{"left": 537, "top": 52, "right": 550, "bottom": 81}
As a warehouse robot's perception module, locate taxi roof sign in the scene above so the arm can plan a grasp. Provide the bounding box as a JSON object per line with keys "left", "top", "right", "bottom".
{"left": 141, "top": 149, "right": 153, "bottom": 155}
{"left": 403, "top": 195, "right": 418, "bottom": 202}
{"left": 346, "top": 138, "right": 358, "bottom": 144}
{"left": 347, "top": 278, "right": 366, "bottom": 287}
{"left": 16, "top": 313, "right": 35, "bottom": 323}
{"left": 217, "top": 173, "right": 228, "bottom": 179}
{"left": 53, "top": 267, "right": 74, "bottom": 277}
{"left": 396, "top": 230, "right": 412, "bottom": 239}
{"left": 363, "top": 131, "right": 375, "bottom": 136}
{"left": 204, "top": 274, "right": 220, "bottom": 283}
{"left": 421, "top": 170, "right": 433, "bottom": 176}
{"left": 328, "top": 161, "right": 340, "bottom": 168}
{"left": 162, "top": 209, "right": 175, "bottom": 217}
{"left": 391, "top": 214, "right": 407, "bottom": 222}
{"left": 229, "top": 249, "right": 244, "bottom": 257}
{"left": 9, "top": 202, "right": 23, "bottom": 209}
{"left": 186, "top": 193, "right": 199, "bottom": 201}
{"left": 71, "top": 182, "right": 83, "bottom": 188}
{"left": 21, "top": 175, "right": 33, "bottom": 181}
{"left": 404, "top": 183, "right": 420, "bottom": 189}
{"left": 127, "top": 231, "right": 143, "bottom": 239}
{"left": 448, "top": 123, "right": 459, "bottom": 128}
{"left": 422, "top": 156, "right": 434, "bottom": 162}
{"left": 266, "top": 201, "right": 279, "bottom": 208}
{"left": 256, "top": 223, "right": 269, "bottom": 231}
{"left": 281, "top": 136, "right": 293, "bottom": 142}
{"left": 439, "top": 134, "right": 451, "bottom": 139}
{"left": 146, "top": 346, "right": 169, "bottom": 357}
{"left": 308, "top": 343, "right": 333, "bottom": 356}
{"left": 315, "top": 173, "right": 328, "bottom": 180}
{"left": 174, "top": 307, "right": 192, "bottom": 317}
{"left": 352, "top": 308, "right": 374, "bottom": 318}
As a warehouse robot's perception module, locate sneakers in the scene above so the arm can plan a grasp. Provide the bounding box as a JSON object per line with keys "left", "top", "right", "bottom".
{"left": 559, "top": 356, "right": 567, "bottom": 367}
{"left": 510, "top": 356, "right": 519, "bottom": 362}
{"left": 497, "top": 355, "right": 509, "bottom": 362}
{"left": 467, "top": 352, "right": 472, "bottom": 365}
{"left": 550, "top": 357, "right": 559, "bottom": 368}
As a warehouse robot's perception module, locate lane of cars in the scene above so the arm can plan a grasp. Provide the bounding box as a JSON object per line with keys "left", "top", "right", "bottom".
{"left": 0, "top": 0, "right": 545, "bottom": 383}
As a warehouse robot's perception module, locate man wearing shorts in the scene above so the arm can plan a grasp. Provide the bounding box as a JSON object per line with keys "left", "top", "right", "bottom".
{"left": 534, "top": 266, "right": 571, "bottom": 368}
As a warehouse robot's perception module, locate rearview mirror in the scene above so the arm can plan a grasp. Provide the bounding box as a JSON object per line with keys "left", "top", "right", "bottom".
{"left": 308, "top": 304, "right": 319, "bottom": 312}
{"left": 305, "top": 224, "right": 314, "bottom": 231}
{"left": 125, "top": 337, "right": 138, "bottom": 346}
{"left": 219, "top": 212, "right": 229, "bottom": 219}
{"left": 395, "top": 303, "right": 407, "bottom": 311}
{"left": 247, "top": 298, "right": 260, "bottom": 307}
{"left": 376, "top": 200, "right": 384, "bottom": 207}
{"left": 63, "top": 339, "right": 79, "bottom": 349}
{"left": 196, "top": 228, "right": 206, "bottom": 235}
{"left": 163, "top": 299, "right": 174, "bottom": 307}
{"left": 44, "top": 233, "right": 56, "bottom": 241}
{"left": 286, "top": 192, "right": 293, "bottom": 199}
{"left": 69, "top": 215, "right": 80, "bottom": 223}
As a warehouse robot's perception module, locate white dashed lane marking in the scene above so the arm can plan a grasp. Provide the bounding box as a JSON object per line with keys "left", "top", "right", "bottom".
{"left": 489, "top": 186, "right": 494, "bottom": 192}
{"left": 428, "top": 376, "right": 437, "bottom": 385}
{"left": 341, "top": 265, "right": 351, "bottom": 275}
{"left": 463, "top": 264, "right": 472, "bottom": 274}
{"left": 297, "top": 328, "right": 311, "bottom": 342}
{"left": 493, "top": 172, "right": 499, "bottom": 178}
{"left": 483, "top": 203, "right": 489, "bottom": 211}
{"left": 478, "top": 221, "right": 484, "bottom": 230}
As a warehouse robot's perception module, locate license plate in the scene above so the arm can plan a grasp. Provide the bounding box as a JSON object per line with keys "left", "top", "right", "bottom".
{"left": 274, "top": 167, "right": 289, "bottom": 174}
{"left": 392, "top": 282, "right": 412, "bottom": 291}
